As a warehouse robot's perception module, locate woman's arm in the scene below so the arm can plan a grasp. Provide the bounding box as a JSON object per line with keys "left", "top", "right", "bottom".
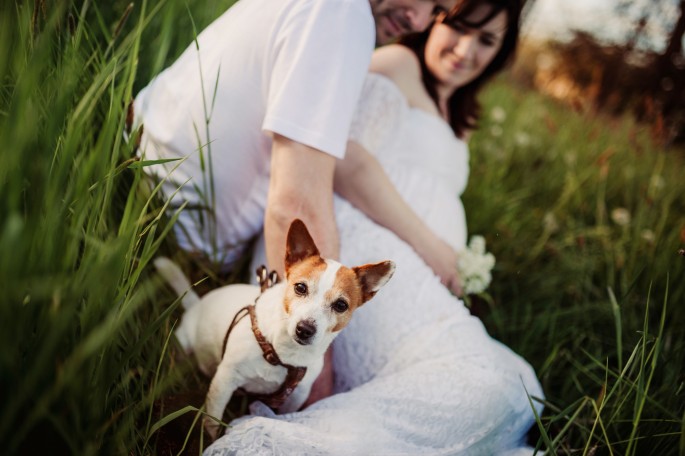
{"left": 335, "top": 141, "right": 463, "bottom": 296}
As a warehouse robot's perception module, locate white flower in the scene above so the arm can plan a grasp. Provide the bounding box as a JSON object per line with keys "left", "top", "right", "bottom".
{"left": 457, "top": 236, "right": 496, "bottom": 295}
{"left": 515, "top": 132, "right": 531, "bottom": 147}
{"left": 491, "top": 106, "right": 507, "bottom": 123}
{"left": 641, "top": 229, "right": 655, "bottom": 244}
{"left": 564, "top": 151, "right": 577, "bottom": 167}
{"left": 611, "top": 208, "right": 631, "bottom": 227}
{"left": 543, "top": 212, "right": 559, "bottom": 233}
{"left": 469, "top": 235, "right": 486, "bottom": 254}
{"left": 649, "top": 175, "right": 665, "bottom": 193}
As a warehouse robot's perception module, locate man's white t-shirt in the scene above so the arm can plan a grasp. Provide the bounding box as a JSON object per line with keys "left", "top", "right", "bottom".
{"left": 135, "top": 0, "right": 375, "bottom": 264}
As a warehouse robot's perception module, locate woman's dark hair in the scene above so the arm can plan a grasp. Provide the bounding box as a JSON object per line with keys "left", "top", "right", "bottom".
{"left": 399, "top": 0, "right": 521, "bottom": 138}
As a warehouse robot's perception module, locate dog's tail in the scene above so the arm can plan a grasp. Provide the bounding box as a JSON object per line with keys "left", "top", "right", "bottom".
{"left": 154, "top": 257, "right": 200, "bottom": 310}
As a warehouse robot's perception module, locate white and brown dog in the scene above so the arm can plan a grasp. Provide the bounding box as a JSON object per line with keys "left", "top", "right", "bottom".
{"left": 155, "top": 219, "right": 395, "bottom": 438}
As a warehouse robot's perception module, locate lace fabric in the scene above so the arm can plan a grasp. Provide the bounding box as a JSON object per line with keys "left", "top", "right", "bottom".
{"left": 348, "top": 73, "right": 407, "bottom": 156}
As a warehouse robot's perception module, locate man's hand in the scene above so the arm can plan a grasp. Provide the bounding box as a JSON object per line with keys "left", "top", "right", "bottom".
{"left": 265, "top": 134, "right": 340, "bottom": 276}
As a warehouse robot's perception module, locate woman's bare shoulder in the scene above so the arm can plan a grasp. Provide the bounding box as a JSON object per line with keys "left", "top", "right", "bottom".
{"left": 369, "top": 45, "right": 421, "bottom": 82}
{"left": 369, "top": 44, "right": 425, "bottom": 103}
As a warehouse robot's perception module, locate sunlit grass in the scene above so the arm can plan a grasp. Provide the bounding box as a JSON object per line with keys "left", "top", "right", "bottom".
{"left": 467, "top": 77, "right": 685, "bottom": 455}
{"left": 0, "top": 1, "right": 234, "bottom": 454}
{"left": 1, "top": 1, "right": 683, "bottom": 454}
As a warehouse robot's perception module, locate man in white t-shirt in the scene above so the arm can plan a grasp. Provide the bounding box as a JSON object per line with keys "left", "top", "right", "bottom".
{"left": 135, "top": 0, "right": 455, "bottom": 271}
{"left": 134, "top": 0, "right": 455, "bottom": 401}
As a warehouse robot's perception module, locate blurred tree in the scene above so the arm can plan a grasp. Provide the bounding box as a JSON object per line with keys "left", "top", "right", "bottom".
{"left": 655, "top": 0, "right": 685, "bottom": 127}
{"left": 531, "top": 0, "right": 685, "bottom": 144}
{"left": 639, "top": 0, "right": 685, "bottom": 143}
{"left": 616, "top": 0, "right": 683, "bottom": 51}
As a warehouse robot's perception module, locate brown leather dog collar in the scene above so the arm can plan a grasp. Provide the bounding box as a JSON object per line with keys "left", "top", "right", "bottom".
{"left": 244, "top": 304, "right": 307, "bottom": 409}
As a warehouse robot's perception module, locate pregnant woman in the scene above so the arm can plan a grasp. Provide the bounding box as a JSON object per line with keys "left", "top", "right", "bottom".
{"left": 207, "top": 0, "right": 544, "bottom": 454}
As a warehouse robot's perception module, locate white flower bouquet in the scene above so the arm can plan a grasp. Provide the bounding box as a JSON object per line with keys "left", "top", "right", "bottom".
{"left": 457, "top": 235, "right": 496, "bottom": 295}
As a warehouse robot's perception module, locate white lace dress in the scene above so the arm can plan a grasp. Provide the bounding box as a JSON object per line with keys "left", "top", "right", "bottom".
{"left": 205, "top": 74, "right": 544, "bottom": 456}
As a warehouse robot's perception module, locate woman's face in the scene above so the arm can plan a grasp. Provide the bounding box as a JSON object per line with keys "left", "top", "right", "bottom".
{"left": 424, "top": 5, "right": 508, "bottom": 92}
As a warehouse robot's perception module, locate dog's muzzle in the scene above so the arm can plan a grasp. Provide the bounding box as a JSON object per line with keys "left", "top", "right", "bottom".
{"left": 294, "top": 320, "right": 317, "bottom": 345}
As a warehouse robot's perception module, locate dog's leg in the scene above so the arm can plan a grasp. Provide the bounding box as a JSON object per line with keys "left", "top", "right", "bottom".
{"left": 278, "top": 376, "right": 315, "bottom": 414}
{"left": 204, "top": 360, "right": 241, "bottom": 440}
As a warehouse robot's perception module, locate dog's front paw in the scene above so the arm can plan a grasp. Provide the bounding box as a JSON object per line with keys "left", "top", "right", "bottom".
{"left": 203, "top": 416, "right": 222, "bottom": 441}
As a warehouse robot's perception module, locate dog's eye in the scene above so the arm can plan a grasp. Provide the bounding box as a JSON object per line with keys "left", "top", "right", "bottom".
{"left": 294, "top": 282, "right": 308, "bottom": 296}
{"left": 331, "top": 299, "right": 348, "bottom": 313}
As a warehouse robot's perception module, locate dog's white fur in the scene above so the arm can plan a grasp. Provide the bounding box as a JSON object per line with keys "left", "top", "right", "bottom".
{"left": 155, "top": 220, "right": 395, "bottom": 439}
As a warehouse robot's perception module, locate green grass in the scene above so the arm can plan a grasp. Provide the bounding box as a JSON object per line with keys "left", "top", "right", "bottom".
{"left": 1, "top": 1, "right": 683, "bottom": 455}
{"left": 466, "top": 80, "right": 685, "bottom": 455}
{"left": 0, "top": 1, "right": 234, "bottom": 454}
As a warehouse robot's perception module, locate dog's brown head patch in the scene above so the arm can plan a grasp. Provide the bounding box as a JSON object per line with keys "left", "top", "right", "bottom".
{"left": 325, "top": 260, "right": 395, "bottom": 333}
{"left": 353, "top": 261, "right": 396, "bottom": 303}
{"left": 284, "top": 219, "right": 320, "bottom": 275}
{"left": 282, "top": 256, "right": 326, "bottom": 315}
{"left": 325, "top": 266, "right": 365, "bottom": 332}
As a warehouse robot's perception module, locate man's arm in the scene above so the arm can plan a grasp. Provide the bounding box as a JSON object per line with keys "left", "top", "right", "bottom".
{"left": 265, "top": 134, "right": 338, "bottom": 407}
{"left": 265, "top": 134, "right": 340, "bottom": 275}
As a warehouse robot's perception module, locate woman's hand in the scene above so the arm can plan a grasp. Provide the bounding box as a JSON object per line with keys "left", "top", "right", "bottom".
{"left": 416, "top": 235, "right": 463, "bottom": 297}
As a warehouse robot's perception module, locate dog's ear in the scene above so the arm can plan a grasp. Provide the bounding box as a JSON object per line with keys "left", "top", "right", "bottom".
{"left": 285, "top": 219, "right": 321, "bottom": 272}
{"left": 353, "top": 260, "right": 395, "bottom": 304}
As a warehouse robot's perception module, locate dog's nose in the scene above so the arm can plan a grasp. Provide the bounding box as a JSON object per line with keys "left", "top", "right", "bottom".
{"left": 295, "top": 320, "right": 317, "bottom": 341}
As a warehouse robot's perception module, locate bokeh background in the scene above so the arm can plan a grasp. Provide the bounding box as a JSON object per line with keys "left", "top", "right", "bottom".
{"left": 1, "top": 1, "right": 683, "bottom": 455}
